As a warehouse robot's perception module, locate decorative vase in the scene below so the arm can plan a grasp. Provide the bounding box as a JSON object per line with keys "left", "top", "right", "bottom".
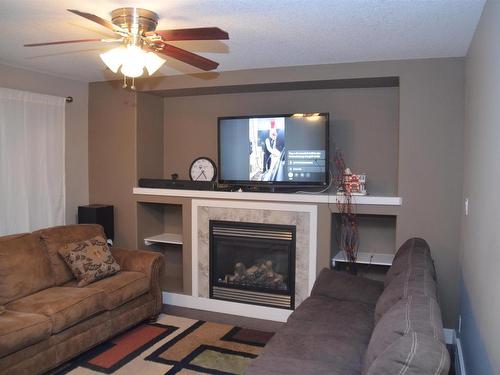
{"left": 339, "top": 214, "right": 359, "bottom": 275}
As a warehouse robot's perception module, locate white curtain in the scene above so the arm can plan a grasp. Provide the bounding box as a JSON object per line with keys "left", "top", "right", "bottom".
{"left": 0, "top": 87, "right": 66, "bottom": 235}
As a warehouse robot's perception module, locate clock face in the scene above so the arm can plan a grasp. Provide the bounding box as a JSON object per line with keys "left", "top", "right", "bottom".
{"left": 190, "top": 157, "right": 217, "bottom": 181}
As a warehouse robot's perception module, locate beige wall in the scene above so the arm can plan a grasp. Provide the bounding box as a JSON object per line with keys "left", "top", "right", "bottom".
{"left": 89, "top": 57, "right": 464, "bottom": 327}
{"left": 462, "top": 1, "right": 500, "bottom": 372}
{"left": 88, "top": 81, "right": 138, "bottom": 248}
{"left": 0, "top": 62, "right": 89, "bottom": 223}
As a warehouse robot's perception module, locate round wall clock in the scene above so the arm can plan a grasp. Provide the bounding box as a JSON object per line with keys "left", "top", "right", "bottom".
{"left": 189, "top": 157, "right": 217, "bottom": 181}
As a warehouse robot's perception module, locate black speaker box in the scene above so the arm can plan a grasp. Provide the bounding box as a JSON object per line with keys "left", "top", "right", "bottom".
{"left": 78, "top": 204, "right": 114, "bottom": 241}
{"left": 138, "top": 178, "right": 216, "bottom": 191}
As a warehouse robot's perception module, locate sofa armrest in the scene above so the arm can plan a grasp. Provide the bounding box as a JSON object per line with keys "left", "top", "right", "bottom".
{"left": 110, "top": 247, "right": 164, "bottom": 316}
{"left": 311, "top": 268, "right": 384, "bottom": 306}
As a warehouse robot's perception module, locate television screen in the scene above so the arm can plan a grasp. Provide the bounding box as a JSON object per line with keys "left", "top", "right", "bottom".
{"left": 218, "top": 113, "right": 329, "bottom": 186}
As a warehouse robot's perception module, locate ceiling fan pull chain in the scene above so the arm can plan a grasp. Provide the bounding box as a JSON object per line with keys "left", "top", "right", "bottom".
{"left": 131, "top": 77, "right": 136, "bottom": 91}
{"left": 122, "top": 75, "right": 127, "bottom": 89}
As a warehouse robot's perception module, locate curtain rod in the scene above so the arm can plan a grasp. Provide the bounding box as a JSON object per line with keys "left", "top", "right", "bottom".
{"left": 66, "top": 96, "right": 73, "bottom": 103}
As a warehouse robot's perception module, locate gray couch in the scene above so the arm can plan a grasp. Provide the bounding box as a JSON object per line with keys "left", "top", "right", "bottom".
{"left": 246, "top": 238, "right": 450, "bottom": 375}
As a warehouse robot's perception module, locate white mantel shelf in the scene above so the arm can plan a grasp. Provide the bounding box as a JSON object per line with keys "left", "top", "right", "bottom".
{"left": 133, "top": 187, "right": 402, "bottom": 206}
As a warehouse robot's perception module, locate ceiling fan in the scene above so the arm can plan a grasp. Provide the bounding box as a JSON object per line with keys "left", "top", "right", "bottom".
{"left": 24, "top": 8, "right": 229, "bottom": 89}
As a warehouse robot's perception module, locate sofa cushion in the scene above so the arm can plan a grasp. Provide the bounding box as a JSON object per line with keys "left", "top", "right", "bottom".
{"left": 384, "top": 249, "right": 437, "bottom": 287}
{"left": 35, "top": 224, "right": 106, "bottom": 285}
{"left": 58, "top": 235, "right": 120, "bottom": 287}
{"left": 290, "top": 295, "right": 375, "bottom": 343}
{"left": 253, "top": 323, "right": 367, "bottom": 374}
{"left": 247, "top": 354, "right": 361, "bottom": 375}
{"left": 311, "top": 268, "right": 384, "bottom": 306}
{"left": 375, "top": 267, "right": 437, "bottom": 322}
{"left": 0, "top": 233, "right": 55, "bottom": 305}
{"left": 0, "top": 309, "right": 52, "bottom": 358}
{"left": 248, "top": 295, "right": 375, "bottom": 375}
{"left": 363, "top": 296, "right": 444, "bottom": 371}
{"left": 394, "top": 237, "right": 430, "bottom": 259}
{"left": 363, "top": 332, "right": 449, "bottom": 375}
{"left": 64, "top": 271, "right": 149, "bottom": 310}
{"left": 6, "top": 287, "right": 105, "bottom": 333}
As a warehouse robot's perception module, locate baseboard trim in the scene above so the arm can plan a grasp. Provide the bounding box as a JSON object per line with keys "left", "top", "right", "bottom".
{"left": 455, "top": 337, "right": 466, "bottom": 375}
{"left": 162, "top": 292, "right": 292, "bottom": 322}
{"left": 443, "top": 328, "right": 466, "bottom": 375}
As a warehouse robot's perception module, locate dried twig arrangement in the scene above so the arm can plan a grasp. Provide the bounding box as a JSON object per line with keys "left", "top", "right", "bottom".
{"left": 333, "top": 150, "right": 359, "bottom": 273}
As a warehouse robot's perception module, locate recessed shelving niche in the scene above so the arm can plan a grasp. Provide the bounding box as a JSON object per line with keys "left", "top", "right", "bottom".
{"left": 137, "top": 202, "right": 184, "bottom": 294}
{"left": 331, "top": 213, "right": 397, "bottom": 281}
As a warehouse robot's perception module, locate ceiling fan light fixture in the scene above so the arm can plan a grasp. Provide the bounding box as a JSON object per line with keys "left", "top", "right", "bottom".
{"left": 119, "top": 45, "right": 146, "bottom": 78}
{"left": 27, "top": 8, "right": 228, "bottom": 89}
{"left": 144, "top": 51, "right": 166, "bottom": 75}
{"left": 99, "top": 47, "right": 125, "bottom": 73}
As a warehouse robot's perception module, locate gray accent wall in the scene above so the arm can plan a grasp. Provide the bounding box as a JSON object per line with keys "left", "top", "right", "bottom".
{"left": 461, "top": 1, "right": 500, "bottom": 373}
{"left": 0, "top": 62, "right": 89, "bottom": 224}
{"left": 164, "top": 87, "right": 399, "bottom": 195}
{"left": 158, "top": 60, "right": 464, "bottom": 327}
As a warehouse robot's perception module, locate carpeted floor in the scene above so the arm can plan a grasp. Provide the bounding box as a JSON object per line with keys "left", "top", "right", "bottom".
{"left": 54, "top": 314, "right": 274, "bottom": 375}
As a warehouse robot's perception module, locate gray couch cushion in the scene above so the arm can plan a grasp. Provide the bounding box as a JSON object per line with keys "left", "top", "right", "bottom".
{"left": 363, "top": 296, "right": 444, "bottom": 371}
{"left": 394, "top": 238, "right": 430, "bottom": 260}
{"left": 311, "top": 268, "right": 384, "bottom": 306}
{"left": 246, "top": 354, "right": 360, "bottom": 375}
{"left": 375, "top": 267, "right": 437, "bottom": 322}
{"left": 247, "top": 295, "right": 375, "bottom": 375}
{"left": 363, "top": 332, "right": 449, "bottom": 375}
{"left": 385, "top": 249, "right": 437, "bottom": 287}
{"left": 290, "top": 295, "right": 375, "bottom": 343}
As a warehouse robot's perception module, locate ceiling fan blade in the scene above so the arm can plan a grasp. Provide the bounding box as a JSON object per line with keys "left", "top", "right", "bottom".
{"left": 146, "top": 27, "right": 229, "bottom": 41}
{"left": 154, "top": 43, "right": 219, "bottom": 71}
{"left": 67, "top": 9, "right": 128, "bottom": 34}
{"left": 24, "top": 38, "right": 111, "bottom": 47}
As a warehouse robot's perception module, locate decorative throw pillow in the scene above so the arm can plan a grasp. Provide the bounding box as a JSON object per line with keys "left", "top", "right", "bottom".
{"left": 58, "top": 235, "right": 120, "bottom": 287}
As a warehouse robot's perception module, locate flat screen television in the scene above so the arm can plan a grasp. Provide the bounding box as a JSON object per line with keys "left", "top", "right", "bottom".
{"left": 218, "top": 113, "right": 329, "bottom": 189}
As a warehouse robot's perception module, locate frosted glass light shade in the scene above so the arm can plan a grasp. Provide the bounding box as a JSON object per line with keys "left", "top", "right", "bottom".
{"left": 120, "top": 45, "right": 145, "bottom": 78}
{"left": 144, "top": 52, "right": 166, "bottom": 75}
{"left": 100, "top": 45, "right": 165, "bottom": 78}
{"left": 99, "top": 47, "right": 126, "bottom": 73}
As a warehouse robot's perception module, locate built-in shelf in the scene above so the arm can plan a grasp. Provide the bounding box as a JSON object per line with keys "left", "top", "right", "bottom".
{"left": 144, "top": 232, "right": 183, "bottom": 246}
{"left": 133, "top": 187, "right": 402, "bottom": 206}
{"left": 332, "top": 251, "right": 394, "bottom": 267}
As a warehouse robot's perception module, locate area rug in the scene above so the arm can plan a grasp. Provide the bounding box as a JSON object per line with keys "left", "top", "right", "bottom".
{"left": 54, "top": 314, "right": 274, "bottom": 375}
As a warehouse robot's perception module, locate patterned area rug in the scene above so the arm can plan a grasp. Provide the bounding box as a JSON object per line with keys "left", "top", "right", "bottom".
{"left": 54, "top": 314, "right": 274, "bottom": 375}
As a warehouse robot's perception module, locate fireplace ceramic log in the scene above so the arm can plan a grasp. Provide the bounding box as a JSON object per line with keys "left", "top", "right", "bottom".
{"left": 223, "top": 260, "right": 287, "bottom": 290}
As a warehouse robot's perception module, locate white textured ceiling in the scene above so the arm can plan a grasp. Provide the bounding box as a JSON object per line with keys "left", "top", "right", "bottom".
{"left": 0, "top": 0, "right": 485, "bottom": 82}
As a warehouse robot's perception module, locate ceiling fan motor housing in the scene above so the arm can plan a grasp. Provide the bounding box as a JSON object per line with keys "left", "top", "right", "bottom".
{"left": 111, "top": 8, "right": 159, "bottom": 36}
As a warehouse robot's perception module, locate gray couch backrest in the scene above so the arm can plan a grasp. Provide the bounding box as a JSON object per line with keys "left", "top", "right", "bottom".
{"left": 362, "top": 238, "right": 450, "bottom": 375}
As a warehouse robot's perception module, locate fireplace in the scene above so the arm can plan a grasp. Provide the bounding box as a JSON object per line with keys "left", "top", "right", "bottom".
{"left": 209, "top": 220, "right": 296, "bottom": 309}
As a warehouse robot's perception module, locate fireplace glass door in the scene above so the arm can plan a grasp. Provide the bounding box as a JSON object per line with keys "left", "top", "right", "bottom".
{"left": 209, "top": 220, "right": 296, "bottom": 309}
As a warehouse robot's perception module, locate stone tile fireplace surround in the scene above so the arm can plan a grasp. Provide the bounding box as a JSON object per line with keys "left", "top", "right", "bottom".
{"left": 191, "top": 199, "right": 317, "bottom": 321}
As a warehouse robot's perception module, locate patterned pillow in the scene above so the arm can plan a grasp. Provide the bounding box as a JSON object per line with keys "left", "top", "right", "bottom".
{"left": 58, "top": 235, "right": 120, "bottom": 287}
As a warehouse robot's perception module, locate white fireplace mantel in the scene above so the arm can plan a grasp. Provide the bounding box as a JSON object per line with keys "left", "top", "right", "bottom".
{"left": 133, "top": 187, "right": 402, "bottom": 206}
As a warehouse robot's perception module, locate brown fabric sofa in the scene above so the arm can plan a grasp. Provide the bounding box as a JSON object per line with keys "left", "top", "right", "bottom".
{"left": 0, "top": 224, "right": 163, "bottom": 375}
{"left": 246, "top": 238, "right": 450, "bottom": 375}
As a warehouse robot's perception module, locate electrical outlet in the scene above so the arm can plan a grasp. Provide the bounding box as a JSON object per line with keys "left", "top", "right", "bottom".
{"left": 464, "top": 198, "right": 469, "bottom": 216}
